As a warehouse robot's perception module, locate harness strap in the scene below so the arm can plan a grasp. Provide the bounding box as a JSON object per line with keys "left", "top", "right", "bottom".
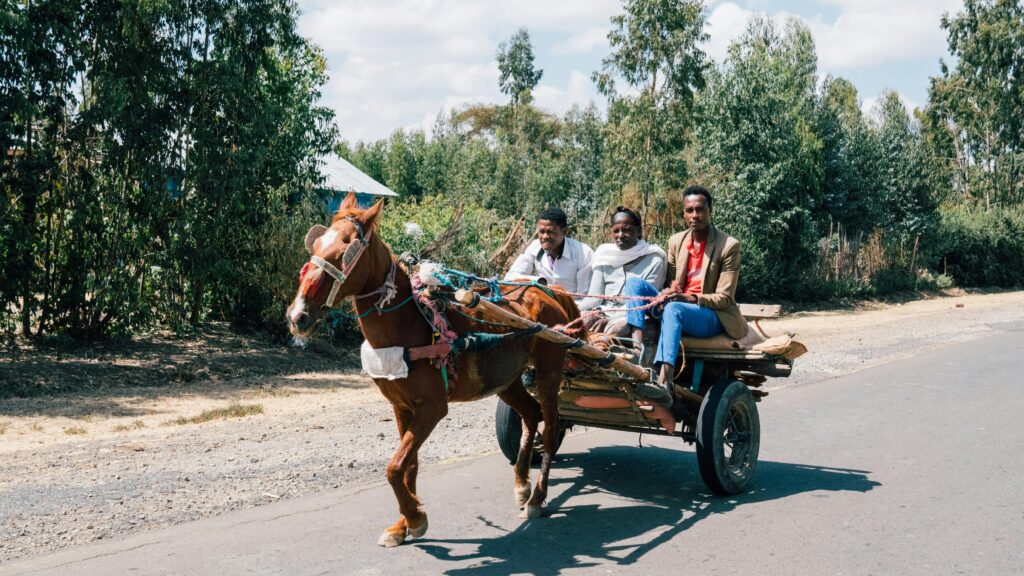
{"left": 306, "top": 221, "right": 372, "bottom": 309}
{"left": 311, "top": 255, "right": 346, "bottom": 283}
{"left": 311, "top": 255, "right": 346, "bottom": 308}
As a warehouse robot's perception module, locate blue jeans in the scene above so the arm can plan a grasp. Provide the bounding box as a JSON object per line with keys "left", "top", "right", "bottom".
{"left": 624, "top": 277, "right": 723, "bottom": 366}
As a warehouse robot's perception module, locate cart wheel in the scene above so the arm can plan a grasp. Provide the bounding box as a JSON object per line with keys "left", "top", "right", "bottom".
{"left": 696, "top": 380, "right": 760, "bottom": 495}
{"left": 495, "top": 398, "right": 565, "bottom": 465}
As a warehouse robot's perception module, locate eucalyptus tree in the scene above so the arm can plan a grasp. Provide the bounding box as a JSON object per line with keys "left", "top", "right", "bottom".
{"left": 178, "top": 0, "right": 336, "bottom": 327}
{"left": 2, "top": 0, "right": 88, "bottom": 335}
{"left": 925, "top": 0, "right": 1024, "bottom": 208}
{"left": 816, "top": 75, "right": 882, "bottom": 235}
{"left": 696, "top": 16, "right": 822, "bottom": 298}
{"left": 872, "top": 91, "right": 936, "bottom": 243}
{"left": 497, "top": 28, "right": 543, "bottom": 107}
{"left": 594, "top": 0, "right": 707, "bottom": 214}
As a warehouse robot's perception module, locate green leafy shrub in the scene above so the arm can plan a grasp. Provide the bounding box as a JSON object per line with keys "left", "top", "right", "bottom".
{"left": 869, "top": 268, "right": 916, "bottom": 294}
{"left": 377, "top": 195, "right": 510, "bottom": 276}
{"left": 934, "top": 205, "right": 1024, "bottom": 287}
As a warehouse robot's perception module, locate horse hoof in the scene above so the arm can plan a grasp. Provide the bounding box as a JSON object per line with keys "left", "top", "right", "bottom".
{"left": 519, "top": 505, "right": 543, "bottom": 519}
{"left": 514, "top": 485, "right": 531, "bottom": 508}
{"left": 408, "top": 517, "right": 428, "bottom": 539}
{"left": 377, "top": 530, "right": 406, "bottom": 547}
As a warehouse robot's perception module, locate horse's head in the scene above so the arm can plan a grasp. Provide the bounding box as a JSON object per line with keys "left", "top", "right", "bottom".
{"left": 287, "top": 192, "right": 385, "bottom": 337}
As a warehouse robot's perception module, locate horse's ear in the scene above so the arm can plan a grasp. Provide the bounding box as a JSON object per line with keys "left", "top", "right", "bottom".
{"left": 304, "top": 224, "right": 328, "bottom": 253}
{"left": 359, "top": 198, "right": 385, "bottom": 229}
{"left": 337, "top": 191, "right": 358, "bottom": 213}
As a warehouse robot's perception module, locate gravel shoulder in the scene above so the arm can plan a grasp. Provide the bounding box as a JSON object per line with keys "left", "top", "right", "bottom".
{"left": 3, "top": 289, "right": 1024, "bottom": 563}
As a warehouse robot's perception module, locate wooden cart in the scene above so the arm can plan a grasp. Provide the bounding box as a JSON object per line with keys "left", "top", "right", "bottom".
{"left": 484, "top": 299, "right": 805, "bottom": 496}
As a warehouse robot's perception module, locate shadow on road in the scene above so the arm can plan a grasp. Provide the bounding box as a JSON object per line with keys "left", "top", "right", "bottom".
{"left": 414, "top": 443, "right": 879, "bottom": 575}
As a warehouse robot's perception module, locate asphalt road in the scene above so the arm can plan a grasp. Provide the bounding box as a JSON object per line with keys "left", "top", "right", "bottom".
{"left": 5, "top": 323, "right": 1024, "bottom": 576}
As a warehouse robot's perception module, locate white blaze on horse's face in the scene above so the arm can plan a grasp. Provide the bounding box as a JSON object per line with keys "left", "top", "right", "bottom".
{"left": 317, "top": 228, "right": 339, "bottom": 253}
{"left": 289, "top": 296, "right": 307, "bottom": 326}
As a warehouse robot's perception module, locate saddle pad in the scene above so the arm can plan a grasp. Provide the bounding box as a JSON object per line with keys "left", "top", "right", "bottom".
{"left": 753, "top": 335, "right": 808, "bottom": 360}
{"left": 360, "top": 341, "right": 409, "bottom": 380}
{"left": 683, "top": 322, "right": 766, "bottom": 351}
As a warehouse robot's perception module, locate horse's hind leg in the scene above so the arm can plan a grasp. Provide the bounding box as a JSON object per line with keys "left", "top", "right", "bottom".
{"left": 379, "top": 402, "right": 445, "bottom": 547}
{"left": 498, "top": 382, "right": 542, "bottom": 508}
{"left": 522, "top": 346, "right": 563, "bottom": 519}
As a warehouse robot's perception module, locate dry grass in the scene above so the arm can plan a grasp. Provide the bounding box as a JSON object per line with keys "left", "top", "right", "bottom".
{"left": 63, "top": 427, "right": 87, "bottom": 435}
{"left": 260, "top": 384, "right": 299, "bottom": 397}
{"left": 29, "top": 422, "right": 43, "bottom": 432}
{"left": 0, "top": 421, "right": 8, "bottom": 435}
{"left": 113, "top": 420, "right": 147, "bottom": 433}
{"left": 164, "top": 402, "right": 264, "bottom": 426}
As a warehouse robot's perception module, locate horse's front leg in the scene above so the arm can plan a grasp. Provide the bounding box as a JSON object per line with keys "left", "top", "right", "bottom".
{"left": 378, "top": 401, "right": 445, "bottom": 547}
{"left": 522, "top": 352, "right": 562, "bottom": 519}
{"left": 498, "top": 382, "right": 542, "bottom": 508}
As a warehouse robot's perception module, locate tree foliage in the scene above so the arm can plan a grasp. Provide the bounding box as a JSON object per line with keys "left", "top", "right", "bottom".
{"left": 594, "top": 0, "right": 707, "bottom": 214}
{"left": 8, "top": 0, "right": 1024, "bottom": 342}
{"left": 1, "top": 0, "right": 336, "bottom": 339}
{"left": 497, "top": 28, "right": 543, "bottom": 106}
{"left": 695, "top": 17, "right": 822, "bottom": 298}
{"left": 924, "top": 0, "right": 1024, "bottom": 208}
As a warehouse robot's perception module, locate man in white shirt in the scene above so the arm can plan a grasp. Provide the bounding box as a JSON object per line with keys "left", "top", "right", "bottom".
{"left": 505, "top": 207, "right": 594, "bottom": 297}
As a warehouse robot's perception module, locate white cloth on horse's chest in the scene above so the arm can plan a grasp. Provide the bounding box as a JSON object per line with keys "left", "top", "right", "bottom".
{"left": 360, "top": 341, "right": 409, "bottom": 380}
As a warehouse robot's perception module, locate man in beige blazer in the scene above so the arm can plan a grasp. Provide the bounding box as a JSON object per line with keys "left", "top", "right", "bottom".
{"left": 623, "top": 185, "right": 747, "bottom": 398}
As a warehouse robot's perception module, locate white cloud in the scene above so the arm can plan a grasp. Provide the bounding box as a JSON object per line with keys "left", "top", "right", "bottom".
{"left": 704, "top": 0, "right": 961, "bottom": 71}
{"left": 298, "top": 0, "right": 619, "bottom": 142}
{"left": 705, "top": 2, "right": 754, "bottom": 62}
{"left": 299, "top": 0, "right": 962, "bottom": 143}
{"left": 533, "top": 70, "right": 601, "bottom": 115}
{"left": 554, "top": 27, "right": 609, "bottom": 55}
{"left": 705, "top": 3, "right": 799, "bottom": 63}
{"left": 808, "top": 0, "right": 962, "bottom": 70}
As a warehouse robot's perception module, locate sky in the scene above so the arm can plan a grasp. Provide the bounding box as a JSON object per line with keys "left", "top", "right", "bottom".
{"left": 296, "top": 0, "right": 966, "bottom": 143}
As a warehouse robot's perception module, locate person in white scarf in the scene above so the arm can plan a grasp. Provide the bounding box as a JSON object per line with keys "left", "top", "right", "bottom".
{"left": 578, "top": 207, "right": 667, "bottom": 319}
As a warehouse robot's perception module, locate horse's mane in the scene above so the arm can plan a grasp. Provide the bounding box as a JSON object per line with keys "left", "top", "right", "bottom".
{"left": 548, "top": 286, "right": 582, "bottom": 324}
{"left": 331, "top": 207, "right": 362, "bottom": 223}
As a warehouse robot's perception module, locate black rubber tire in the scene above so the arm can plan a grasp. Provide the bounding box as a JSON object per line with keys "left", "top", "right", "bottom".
{"left": 495, "top": 398, "right": 565, "bottom": 465}
{"left": 695, "top": 380, "right": 760, "bottom": 495}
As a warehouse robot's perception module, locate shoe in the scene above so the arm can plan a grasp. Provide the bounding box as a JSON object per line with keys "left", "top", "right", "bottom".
{"left": 656, "top": 363, "right": 676, "bottom": 404}
{"left": 630, "top": 362, "right": 671, "bottom": 407}
{"left": 633, "top": 380, "right": 672, "bottom": 407}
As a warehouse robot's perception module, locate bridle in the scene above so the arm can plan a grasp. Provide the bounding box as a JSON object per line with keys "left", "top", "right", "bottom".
{"left": 305, "top": 217, "right": 397, "bottom": 310}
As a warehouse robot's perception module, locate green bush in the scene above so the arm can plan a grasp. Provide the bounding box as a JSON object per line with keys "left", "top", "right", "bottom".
{"left": 934, "top": 205, "right": 1024, "bottom": 288}
{"left": 377, "top": 195, "right": 510, "bottom": 275}
{"left": 869, "top": 268, "right": 916, "bottom": 294}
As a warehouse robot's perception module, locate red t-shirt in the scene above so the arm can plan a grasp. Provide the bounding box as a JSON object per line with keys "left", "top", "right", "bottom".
{"left": 683, "top": 237, "right": 706, "bottom": 295}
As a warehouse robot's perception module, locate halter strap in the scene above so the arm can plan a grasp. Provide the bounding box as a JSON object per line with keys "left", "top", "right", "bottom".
{"left": 305, "top": 216, "right": 377, "bottom": 309}
{"left": 310, "top": 255, "right": 346, "bottom": 283}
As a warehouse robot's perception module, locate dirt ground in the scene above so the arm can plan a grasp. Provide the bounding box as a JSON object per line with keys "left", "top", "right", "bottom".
{"left": 3, "top": 289, "right": 1024, "bottom": 563}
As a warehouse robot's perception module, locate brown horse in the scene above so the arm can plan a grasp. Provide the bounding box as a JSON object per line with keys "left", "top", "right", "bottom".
{"left": 286, "top": 193, "right": 582, "bottom": 547}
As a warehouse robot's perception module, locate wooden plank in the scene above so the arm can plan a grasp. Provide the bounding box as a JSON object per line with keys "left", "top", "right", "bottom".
{"left": 738, "top": 303, "right": 782, "bottom": 319}
{"left": 453, "top": 289, "right": 648, "bottom": 380}
{"left": 559, "top": 407, "right": 653, "bottom": 428}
